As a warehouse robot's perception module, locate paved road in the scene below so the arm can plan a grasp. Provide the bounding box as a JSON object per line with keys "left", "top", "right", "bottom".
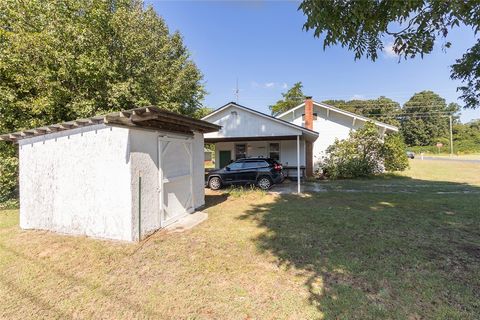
{"left": 418, "top": 156, "right": 480, "bottom": 164}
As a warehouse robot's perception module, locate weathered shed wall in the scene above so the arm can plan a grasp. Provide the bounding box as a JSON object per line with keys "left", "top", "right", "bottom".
{"left": 129, "top": 129, "right": 161, "bottom": 240}
{"left": 18, "top": 125, "right": 133, "bottom": 241}
{"left": 192, "top": 132, "right": 206, "bottom": 209}
{"left": 129, "top": 130, "right": 205, "bottom": 240}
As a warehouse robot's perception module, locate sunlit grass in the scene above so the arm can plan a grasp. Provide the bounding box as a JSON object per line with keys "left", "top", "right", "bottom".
{"left": 0, "top": 160, "right": 479, "bottom": 319}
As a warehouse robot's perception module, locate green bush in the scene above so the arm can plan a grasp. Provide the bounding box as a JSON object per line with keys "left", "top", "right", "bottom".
{"left": 321, "top": 122, "right": 409, "bottom": 179}
{"left": 382, "top": 133, "right": 409, "bottom": 171}
{"left": 321, "top": 122, "right": 384, "bottom": 179}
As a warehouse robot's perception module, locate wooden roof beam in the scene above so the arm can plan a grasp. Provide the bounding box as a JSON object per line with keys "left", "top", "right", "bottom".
{"left": 130, "top": 113, "right": 158, "bottom": 122}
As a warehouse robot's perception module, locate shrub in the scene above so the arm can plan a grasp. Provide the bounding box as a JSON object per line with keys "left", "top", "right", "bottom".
{"left": 321, "top": 122, "right": 408, "bottom": 179}
{"left": 382, "top": 133, "right": 409, "bottom": 171}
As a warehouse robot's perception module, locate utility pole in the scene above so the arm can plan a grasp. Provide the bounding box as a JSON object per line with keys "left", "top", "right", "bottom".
{"left": 449, "top": 115, "right": 454, "bottom": 156}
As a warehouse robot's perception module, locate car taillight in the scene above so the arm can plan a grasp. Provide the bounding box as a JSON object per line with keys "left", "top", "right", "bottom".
{"left": 274, "top": 163, "right": 282, "bottom": 171}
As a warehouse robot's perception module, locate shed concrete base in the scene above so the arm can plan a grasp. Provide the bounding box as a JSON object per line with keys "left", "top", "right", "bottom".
{"left": 165, "top": 211, "right": 208, "bottom": 233}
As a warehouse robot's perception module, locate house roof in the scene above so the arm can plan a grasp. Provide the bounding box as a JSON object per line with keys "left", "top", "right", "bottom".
{"left": 276, "top": 101, "right": 399, "bottom": 132}
{"left": 202, "top": 102, "right": 319, "bottom": 140}
{"left": 0, "top": 107, "right": 221, "bottom": 142}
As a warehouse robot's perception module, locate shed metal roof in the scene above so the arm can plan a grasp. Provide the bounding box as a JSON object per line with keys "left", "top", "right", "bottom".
{"left": 0, "top": 107, "right": 221, "bottom": 142}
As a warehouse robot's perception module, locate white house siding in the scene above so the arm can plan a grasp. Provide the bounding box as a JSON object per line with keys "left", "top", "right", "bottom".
{"left": 213, "top": 139, "right": 305, "bottom": 169}
{"left": 204, "top": 105, "right": 302, "bottom": 140}
{"left": 18, "top": 125, "right": 133, "bottom": 241}
{"left": 279, "top": 105, "right": 367, "bottom": 168}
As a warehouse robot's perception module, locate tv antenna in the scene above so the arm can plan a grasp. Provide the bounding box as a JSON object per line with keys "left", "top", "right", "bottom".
{"left": 235, "top": 78, "right": 239, "bottom": 103}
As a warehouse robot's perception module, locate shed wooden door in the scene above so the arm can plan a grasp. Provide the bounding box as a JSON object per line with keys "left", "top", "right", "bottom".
{"left": 158, "top": 137, "right": 194, "bottom": 227}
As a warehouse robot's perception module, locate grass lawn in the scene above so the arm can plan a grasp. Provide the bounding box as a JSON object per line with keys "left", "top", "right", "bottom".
{"left": 1, "top": 160, "right": 479, "bottom": 319}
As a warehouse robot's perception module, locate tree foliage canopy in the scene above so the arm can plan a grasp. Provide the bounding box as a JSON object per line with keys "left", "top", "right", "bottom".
{"left": 400, "top": 91, "right": 459, "bottom": 146}
{"left": 0, "top": 0, "right": 206, "bottom": 203}
{"left": 299, "top": 0, "right": 480, "bottom": 109}
{"left": 323, "top": 96, "right": 401, "bottom": 126}
{"left": 0, "top": 0, "right": 205, "bottom": 136}
{"left": 269, "top": 82, "right": 305, "bottom": 116}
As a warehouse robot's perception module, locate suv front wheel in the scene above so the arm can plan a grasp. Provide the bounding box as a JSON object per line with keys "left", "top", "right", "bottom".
{"left": 208, "top": 176, "right": 222, "bottom": 190}
{"left": 257, "top": 176, "right": 272, "bottom": 190}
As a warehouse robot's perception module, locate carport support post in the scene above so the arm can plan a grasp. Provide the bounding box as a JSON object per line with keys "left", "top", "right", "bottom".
{"left": 297, "top": 135, "right": 301, "bottom": 194}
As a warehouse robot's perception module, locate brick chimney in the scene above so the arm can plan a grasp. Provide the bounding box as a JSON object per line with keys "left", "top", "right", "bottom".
{"left": 304, "top": 96, "right": 314, "bottom": 177}
{"left": 304, "top": 96, "right": 314, "bottom": 130}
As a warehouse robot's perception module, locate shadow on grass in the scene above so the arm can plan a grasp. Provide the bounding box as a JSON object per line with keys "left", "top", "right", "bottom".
{"left": 239, "top": 177, "right": 480, "bottom": 319}
{"left": 204, "top": 192, "right": 229, "bottom": 210}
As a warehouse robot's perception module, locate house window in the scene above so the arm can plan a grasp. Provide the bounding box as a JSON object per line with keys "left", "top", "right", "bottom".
{"left": 302, "top": 113, "right": 318, "bottom": 121}
{"left": 269, "top": 143, "right": 280, "bottom": 161}
{"left": 235, "top": 144, "right": 246, "bottom": 160}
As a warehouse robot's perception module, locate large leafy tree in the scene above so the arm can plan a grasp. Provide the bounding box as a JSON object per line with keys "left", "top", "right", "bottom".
{"left": 299, "top": 0, "right": 480, "bottom": 109}
{"left": 400, "top": 91, "right": 459, "bottom": 146}
{"left": 0, "top": 0, "right": 205, "bottom": 202}
{"left": 269, "top": 82, "right": 305, "bottom": 116}
{"left": 0, "top": 0, "right": 205, "bottom": 135}
{"left": 323, "top": 96, "right": 402, "bottom": 126}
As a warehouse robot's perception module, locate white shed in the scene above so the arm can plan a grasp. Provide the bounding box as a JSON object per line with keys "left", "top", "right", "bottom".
{"left": 0, "top": 107, "right": 220, "bottom": 241}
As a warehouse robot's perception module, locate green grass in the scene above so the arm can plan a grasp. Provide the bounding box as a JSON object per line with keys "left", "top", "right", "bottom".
{"left": 1, "top": 160, "right": 479, "bottom": 319}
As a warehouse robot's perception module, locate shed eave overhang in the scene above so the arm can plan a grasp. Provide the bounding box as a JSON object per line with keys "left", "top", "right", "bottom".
{"left": 0, "top": 106, "right": 221, "bottom": 143}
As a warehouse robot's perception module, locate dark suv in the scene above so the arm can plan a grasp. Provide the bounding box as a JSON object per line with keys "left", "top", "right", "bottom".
{"left": 206, "top": 158, "right": 284, "bottom": 190}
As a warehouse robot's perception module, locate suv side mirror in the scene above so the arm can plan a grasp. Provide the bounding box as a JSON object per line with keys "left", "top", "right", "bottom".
{"left": 225, "top": 166, "right": 231, "bottom": 171}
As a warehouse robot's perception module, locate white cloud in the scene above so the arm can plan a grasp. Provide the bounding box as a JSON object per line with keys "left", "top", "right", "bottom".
{"left": 251, "top": 81, "right": 289, "bottom": 89}
{"left": 350, "top": 94, "right": 365, "bottom": 100}
{"left": 383, "top": 42, "right": 398, "bottom": 58}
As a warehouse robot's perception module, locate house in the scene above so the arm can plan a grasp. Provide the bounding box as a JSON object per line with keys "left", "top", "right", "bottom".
{"left": 0, "top": 107, "right": 220, "bottom": 241}
{"left": 202, "top": 97, "right": 398, "bottom": 177}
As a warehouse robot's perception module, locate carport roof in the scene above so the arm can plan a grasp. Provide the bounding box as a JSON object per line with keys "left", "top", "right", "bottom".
{"left": 202, "top": 102, "right": 319, "bottom": 142}
{"left": 0, "top": 107, "right": 221, "bottom": 142}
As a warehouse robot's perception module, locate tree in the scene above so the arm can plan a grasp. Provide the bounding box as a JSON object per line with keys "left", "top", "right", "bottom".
{"left": 0, "top": 0, "right": 206, "bottom": 202}
{"left": 451, "top": 120, "right": 480, "bottom": 153}
{"left": 193, "top": 107, "right": 214, "bottom": 119}
{"left": 0, "top": 0, "right": 205, "bottom": 135}
{"left": 299, "top": 1, "right": 480, "bottom": 109}
{"left": 269, "top": 82, "right": 304, "bottom": 115}
{"left": 400, "top": 91, "right": 459, "bottom": 146}
{"left": 323, "top": 96, "right": 401, "bottom": 126}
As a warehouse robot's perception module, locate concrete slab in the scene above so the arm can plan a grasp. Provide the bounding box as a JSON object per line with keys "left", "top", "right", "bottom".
{"left": 165, "top": 211, "right": 208, "bottom": 233}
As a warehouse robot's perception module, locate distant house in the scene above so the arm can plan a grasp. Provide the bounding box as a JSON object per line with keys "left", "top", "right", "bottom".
{"left": 202, "top": 97, "right": 397, "bottom": 177}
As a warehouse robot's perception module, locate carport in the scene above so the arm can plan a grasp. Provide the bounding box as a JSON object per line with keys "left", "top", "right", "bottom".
{"left": 202, "top": 102, "right": 319, "bottom": 193}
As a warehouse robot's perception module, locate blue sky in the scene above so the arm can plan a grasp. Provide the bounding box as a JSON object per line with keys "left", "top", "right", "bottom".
{"left": 148, "top": 1, "right": 479, "bottom": 123}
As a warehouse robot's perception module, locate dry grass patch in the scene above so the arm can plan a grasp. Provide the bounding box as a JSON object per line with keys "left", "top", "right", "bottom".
{"left": 1, "top": 160, "right": 479, "bottom": 319}
{"left": 0, "top": 192, "right": 318, "bottom": 319}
